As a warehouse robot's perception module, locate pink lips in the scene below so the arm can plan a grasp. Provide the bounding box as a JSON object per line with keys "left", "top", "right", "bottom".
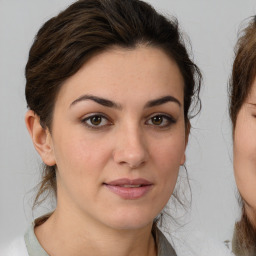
{"left": 104, "top": 178, "right": 153, "bottom": 200}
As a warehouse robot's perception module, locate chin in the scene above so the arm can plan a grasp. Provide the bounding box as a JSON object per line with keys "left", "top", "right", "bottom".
{"left": 103, "top": 209, "right": 156, "bottom": 231}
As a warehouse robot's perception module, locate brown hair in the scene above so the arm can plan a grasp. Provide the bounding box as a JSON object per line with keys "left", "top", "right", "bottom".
{"left": 229, "top": 16, "right": 256, "bottom": 127}
{"left": 25, "top": 0, "right": 201, "bottom": 208}
{"left": 229, "top": 16, "right": 256, "bottom": 255}
{"left": 232, "top": 206, "right": 256, "bottom": 255}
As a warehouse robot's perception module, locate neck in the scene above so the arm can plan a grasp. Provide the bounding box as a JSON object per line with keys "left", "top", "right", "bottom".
{"left": 34, "top": 208, "right": 157, "bottom": 256}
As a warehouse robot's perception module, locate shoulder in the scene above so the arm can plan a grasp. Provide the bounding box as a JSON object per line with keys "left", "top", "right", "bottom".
{"left": 157, "top": 228, "right": 177, "bottom": 256}
{"left": 0, "top": 236, "right": 29, "bottom": 256}
{"left": 160, "top": 228, "right": 234, "bottom": 256}
{"left": 181, "top": 230, "right": 234, "bottom": 256}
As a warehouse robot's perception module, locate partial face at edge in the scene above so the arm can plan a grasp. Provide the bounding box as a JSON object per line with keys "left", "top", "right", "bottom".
{"left": 40, "top": 46, "right": 187, "bottom": 230}
{"left": 234, "top": 77, "right": 256, "bottom": 225}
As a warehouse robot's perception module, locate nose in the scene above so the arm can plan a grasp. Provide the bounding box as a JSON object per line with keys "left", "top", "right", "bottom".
{"left": 113, "top": 125, "right": 149, "bottom": 169}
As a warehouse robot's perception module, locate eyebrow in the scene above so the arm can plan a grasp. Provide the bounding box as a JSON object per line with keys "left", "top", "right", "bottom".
{"left": 70, "top": 94, "right": 181, "bottom": 109}
{"left": 70, "top": 94, "right": 122, "bottom": 109}
{"left": 144, "top": 95, "right": 181, "bottom": 108}
{"left": 247, "top": 103, "right": 256, "bottom": 106}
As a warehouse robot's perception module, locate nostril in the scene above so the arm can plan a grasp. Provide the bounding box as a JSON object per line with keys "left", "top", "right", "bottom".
{"left": 119, "top": 158, "right": 146, "bottom": 169}
{"left": 112, "top": 133, "right": 149, "bottom": 168}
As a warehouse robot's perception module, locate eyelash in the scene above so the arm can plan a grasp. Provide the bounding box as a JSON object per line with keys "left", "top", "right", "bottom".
{"left": 145, "top": 114, "right": 176, "bottom": 128}
{"left": 81, "top": 114, "right": 112, "bottom": 129}
{"left": 81, "top": 113, "right": 176, "bottom": 130}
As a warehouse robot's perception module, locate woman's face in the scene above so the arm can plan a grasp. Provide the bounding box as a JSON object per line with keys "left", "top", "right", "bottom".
{"left": 46, "top": 46, "right": 186, "bottom": 230}
{"left": 234, "top": 77, "right": 256, "bottom": 224}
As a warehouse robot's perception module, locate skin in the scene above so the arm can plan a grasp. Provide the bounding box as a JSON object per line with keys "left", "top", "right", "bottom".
{"left": 26, "top": 46, "right": 187, "bottom": 256}
{"left": 234, "top": 77, "right": 256, "bottom": 227}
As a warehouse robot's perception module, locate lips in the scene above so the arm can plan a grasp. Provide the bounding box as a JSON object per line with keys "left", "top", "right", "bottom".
{"left": 104, "top": 178, "right": 153, "bottom": 199}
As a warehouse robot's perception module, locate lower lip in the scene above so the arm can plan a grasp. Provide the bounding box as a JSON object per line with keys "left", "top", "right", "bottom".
{"left": 104, "top": 184, "right": 152, "bottom": 199}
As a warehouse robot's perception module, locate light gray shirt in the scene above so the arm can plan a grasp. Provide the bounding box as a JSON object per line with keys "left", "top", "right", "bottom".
{"left": 24, "top": 224, "right": 176, "bottom": 256}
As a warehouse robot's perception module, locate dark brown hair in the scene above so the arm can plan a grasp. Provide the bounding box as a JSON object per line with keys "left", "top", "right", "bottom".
{"left": 229, "top": 16, "right": 256, "bottom": 255}
{"left": 229, "top": 16, "right": 256, "bottom": 127}
{"left": 25, "top": 0, "right": 201, "bottom": 208}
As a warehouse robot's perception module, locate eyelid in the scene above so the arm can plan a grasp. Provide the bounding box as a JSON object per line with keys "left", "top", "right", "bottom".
{"left": 145, "top": 113, "right": 177, "bottom": 127}
{"left": 81, "top": 113, "right": 113, "bottom": 129}
{"left": 80, "top": 112, "right": 176, "bottom": 130}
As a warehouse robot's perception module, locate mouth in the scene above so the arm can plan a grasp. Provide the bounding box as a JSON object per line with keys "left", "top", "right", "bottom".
{"left": 118, "top": 184, "right": 143, "bottom": 188}
{"left": 103, "top": 178, "right": 153, "bottom": 200}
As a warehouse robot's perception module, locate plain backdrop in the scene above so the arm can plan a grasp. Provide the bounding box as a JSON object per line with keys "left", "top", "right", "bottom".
{"left": 1, "top": 0, "right": 256, "bottom": 245}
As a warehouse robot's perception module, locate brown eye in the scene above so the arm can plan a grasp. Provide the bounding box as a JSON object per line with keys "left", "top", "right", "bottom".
{"left": 146, "top": 114, "right": 176, "bottom": 128}
{"left": 90, "top": 115, "right": 102, "bottom": 125}
{"left": 151, "top": 116, "right": 163, "bottom": 125}
{"left": 82, "top": 114, "right": 112, "bottom": 129}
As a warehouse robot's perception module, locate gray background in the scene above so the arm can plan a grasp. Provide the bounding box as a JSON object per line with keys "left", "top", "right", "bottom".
{"left": 1, "top": 0, "right": 256, "bottom": 245}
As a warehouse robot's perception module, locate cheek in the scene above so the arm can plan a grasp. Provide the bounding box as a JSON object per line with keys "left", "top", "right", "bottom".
{"left": 53, "top": 130, "right": 112, "bottom": 178}
{"left": 148, "top": 136, "right": 185, "bottom": 211}
{"left": 155, "top": 127, "right": 186, "bottom": 164}
{"left": 53, "top": 132, "right": 114, "bottom": 204}
{"left": 155, "top": 144, "right": 184, "bottom": 170}
{"left": 234, "top": 117, "right": 256, "bottom": 173}
{"left": 151, "top": 129, "right": 186, "bottom": 181}
{"left": 234, "top": 116, "right": 256, "bottom": 212}
{"left": 234, "top": 122, "right": 256, "bottom": 160}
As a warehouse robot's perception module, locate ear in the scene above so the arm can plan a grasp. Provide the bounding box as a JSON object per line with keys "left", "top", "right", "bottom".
{"left": 180, "top": 121, "right": 191, "bottom": 165}
{"left": 25, "top": 110, "right": 56, "bottom": 166}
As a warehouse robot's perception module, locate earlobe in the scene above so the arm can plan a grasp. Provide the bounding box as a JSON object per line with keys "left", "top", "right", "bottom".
{"left": 180, "top": 153, "right": 186, "bottom": 166}
{"left": 25, "top": 110, "right": 56, "bottom": 166}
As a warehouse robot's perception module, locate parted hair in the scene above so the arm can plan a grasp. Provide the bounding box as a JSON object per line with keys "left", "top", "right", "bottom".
{"left": 25, "top": 0, "right": 201, "bottom": 208}
{"left": 229, "top": 16, "right": 256, "bottom": 255}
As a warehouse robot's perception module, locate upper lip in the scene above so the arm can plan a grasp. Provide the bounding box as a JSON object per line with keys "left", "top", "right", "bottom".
{"left": 104, "top": 178, "right": 152, "bottom": 186}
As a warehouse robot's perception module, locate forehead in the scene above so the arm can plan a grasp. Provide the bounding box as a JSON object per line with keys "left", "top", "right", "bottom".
{"left": 55, "top": 46, "right": 184, "bottom": 107}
